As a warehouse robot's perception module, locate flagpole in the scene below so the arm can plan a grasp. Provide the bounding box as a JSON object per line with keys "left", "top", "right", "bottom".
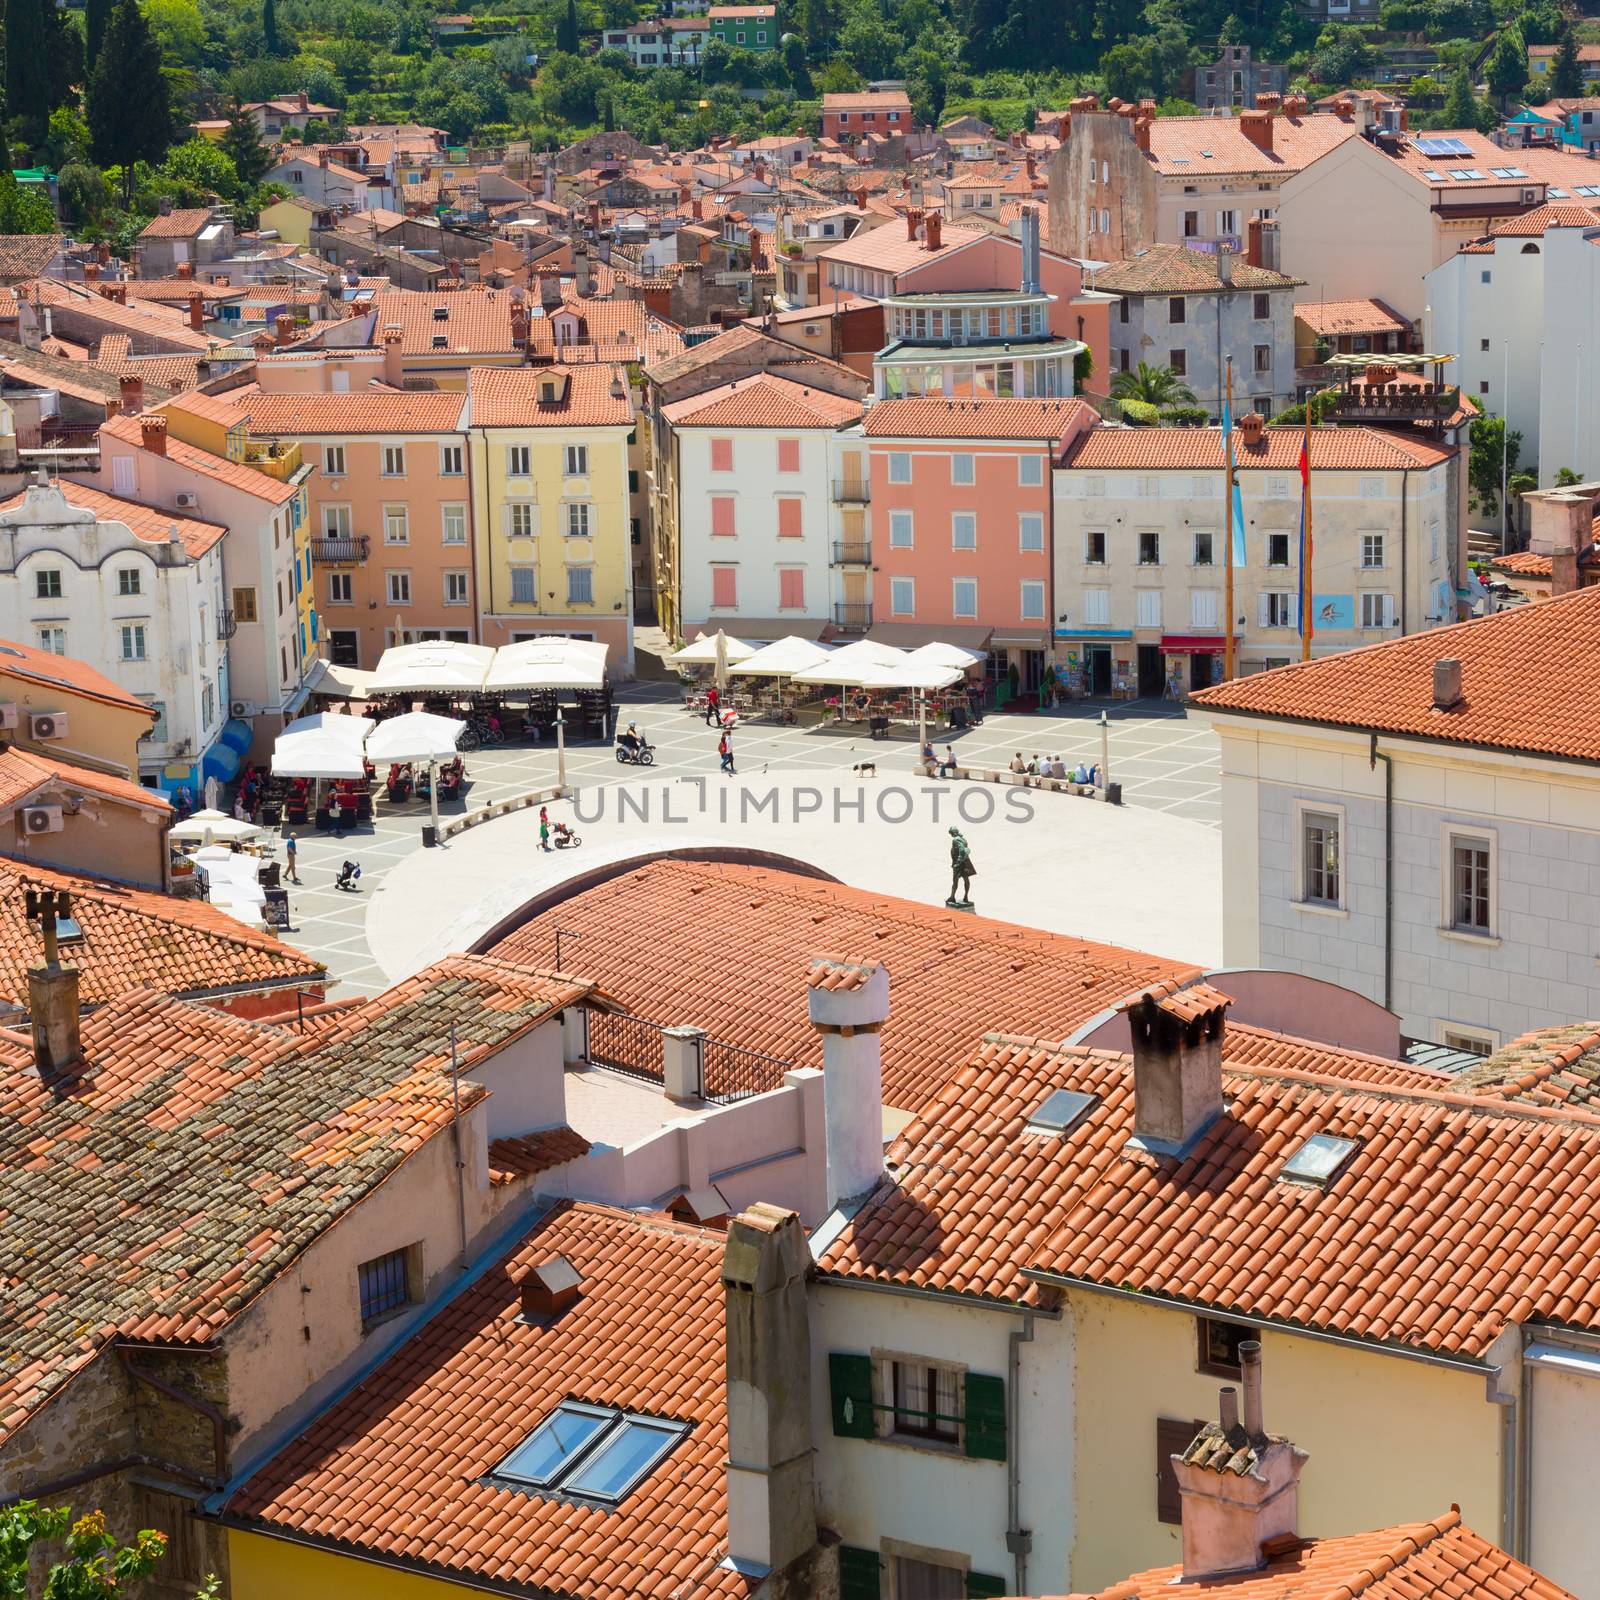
{"left": 1301, "top": 404, "right": 1314, "bottom": 663}
{"left": 1224, "top": 356, "right": 1236, "bottom": 683}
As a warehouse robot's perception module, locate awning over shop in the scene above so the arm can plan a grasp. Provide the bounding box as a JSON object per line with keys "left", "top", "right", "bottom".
{"left": 866, "top": 622, "right": 993, "bottom": 650}
{"left": 691, "top": 616, "right": 831, "bottom": 642}
{"left": 1054, "top": 628, "right": 1132, "bottom": 641}
{"left": 1159, "top": 635, "right": 1231, "bottom": 653}
{"left": 988, "top": 630, "right": 1049, "bottom": 649}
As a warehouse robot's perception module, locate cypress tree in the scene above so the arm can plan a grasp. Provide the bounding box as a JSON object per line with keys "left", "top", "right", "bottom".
{"left": 1552, "top": 25, "right": 1584, "bottom": 98}
{"left": 221, "top": 100, "right": 271, "bottom": 184}
{"left": 87, "top": 0, "right": 173, "bottom": 201}
{"left": 263, "top": 0, "right": 283, "bottom": 55}
{"left": 5, "top": 0, "right": 51, "bottom": 135}
{"left": 556, "top": 0, "right": 580, "bottom": 54}
{"left": 85, "top": 0, "right": 112, "bottom": 72}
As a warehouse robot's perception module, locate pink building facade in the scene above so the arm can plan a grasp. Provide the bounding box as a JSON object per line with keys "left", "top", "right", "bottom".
{"left": 861, "top": 398, "right": 1096, "bottom": 695}
{"left": 244, "top": 393, "right": 478, "bottom": 669}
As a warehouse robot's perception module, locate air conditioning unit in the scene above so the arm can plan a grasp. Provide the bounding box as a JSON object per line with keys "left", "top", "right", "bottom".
{"left": 29, "top": 711, "right": 68, "bottom": 741}
{"left": 231, "top": 700, "right": 249, "bottom": 718}
{"left": 0, "top": 702, "right": 17, "bottom": 730}
{"left": 22, "top": 805, "right": 63, "bottom": 835}
{"left": 175, "top": 492, "right": 201, "bottom": 510}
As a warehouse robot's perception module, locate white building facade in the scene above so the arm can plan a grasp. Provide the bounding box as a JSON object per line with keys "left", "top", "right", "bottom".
{"left": 0, "top": 479, "right": 231, "bottom": 792}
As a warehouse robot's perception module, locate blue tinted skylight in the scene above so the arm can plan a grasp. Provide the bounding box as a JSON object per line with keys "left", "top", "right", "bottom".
{"left": 493, "top": 1403, "right": 689, "bottom": 1505}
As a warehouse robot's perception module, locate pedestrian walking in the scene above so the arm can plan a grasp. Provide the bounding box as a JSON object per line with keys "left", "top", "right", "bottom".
{"left": 539, "top": 804, "right": 551, "bottom": 852}
{"left": 285, "top": 832, "right": 300, "bottom": 883}
{"left": 718, "top": 731, "right": 735, "bottom": 775}
{"left": 705, "top": 684, "right": 720, "bottom": 726}
{"left": 175, "top": 784, "right": 193, "bottom": 821}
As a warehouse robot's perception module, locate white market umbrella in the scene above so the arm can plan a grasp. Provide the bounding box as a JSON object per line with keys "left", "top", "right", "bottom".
{"left": 194, "top": 846, "right": 268, "bottom": 908}
{"left": 906, "top": 641, "right": 985, "bottom": 673}
{"left": 170, "top": 808, "right": 262, "bottom": 844}
{"left": 272, "top": 712, "right": 374, "bottom": 780}
{"left": 484, "top": 637, "right": 609, "bottom": 692}
{"left": 792, "top": 639, "right": 915, "bottom": 689}
{"left": 370, "top": 640, "right": 494, "bottom": 696}
{"left": 670, "top": 631, "right": 756, "bottom": 666}
{"left": 732, "top": 636, "right": 835, "bottom": 678}
{"left": 368, "top": 711, "right": 466, "bottom": 839}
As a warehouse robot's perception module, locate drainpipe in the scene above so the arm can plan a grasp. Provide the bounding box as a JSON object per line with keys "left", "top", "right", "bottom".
{"left": 1006, "top": 1311, "right": 1035, "bottom": 1595}
{"left": 1400, "top": 469, "right": 1409, "bottom": 633}
{"left": 1369, "top": 731, "right": 1394, "bottom": 1013}
{"left": 117, "top": 1347, "right": 228, "bottom": 1480}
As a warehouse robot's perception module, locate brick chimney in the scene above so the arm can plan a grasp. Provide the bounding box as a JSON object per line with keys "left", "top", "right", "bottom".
{"left": 1432, "top": 658, "right": 1464, "bottom": 712}
{"left": 119, "top": 374, "right": 144, "bottom": 415}
{"left": 1134, "top": 116, "right": 1153, "bottom": 153}
{"left": 722, "top": 1204, "right": 817, "bottom": 1577}
{"left": 924, "top": 211, "right": 942, "bottom": 251}
{"left": 187, "top": 291, "right": 205, "bottom": 331}
{"left": 84, "top": 261, "right": 100, "bottom": 283}
{"left": 298, "top": 88, "right": 309, "bottom": 112}
{"left": 252, "top": 331, "right": 275, "bottom": 357}
{"left": 1334, "top": 97, "right": 1355, "bottom": 120}
{"left": 176, "top": 260, "right": 195, "bottom": 281}
{"left": 1256, "top": 92, "right": 1282, "bottom": 113}
{"left": 1526, "top": 481, "right": 1600, "bottom": 594}
{"left": 97, "top": 240, "right": 111, "bottom": 265}
{"left": 139, "top": 415, "right": 168, "bottom": 456}
{"left": 807, "top": 956, "right": 888, "bottom": 1211}
{"left": 381, "top": 325, "right": 404, "bottom": 386}
{"left": 1122, "top": 983, "right": 1230, "bottom": 1157}
{"left": 26, "top": 888, "right": 81, "bottom": 1080}
{"left": 519, "top": 1255, "right": 582, "bottom": 1318}
{"left": 904, "top": 206, "right": 924, "bottom": 241}
{"left": 1240, "top": 110, "right": 1273, "bottom": 154}
{"left": 1237, "top": 411, "right": 1264, "bottom": 447}
{"left": 1172, "top": 1345, "right": 1309, "bottom": 1580}
{"left": 274, "top": 312, "right": 297, "bottom": 346}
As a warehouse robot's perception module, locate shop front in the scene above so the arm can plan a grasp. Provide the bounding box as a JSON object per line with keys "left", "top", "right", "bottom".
{"left": 1052, "top": 628, "right": 1134, "bottom": 700}
{"left": 1160, "top": 634, "right": 1230, "bottom": 695}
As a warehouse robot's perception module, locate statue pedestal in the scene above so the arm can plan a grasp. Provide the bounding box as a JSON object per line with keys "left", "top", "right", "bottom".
{"left": 945, "top": 897, "right": 975, "bottom": 913}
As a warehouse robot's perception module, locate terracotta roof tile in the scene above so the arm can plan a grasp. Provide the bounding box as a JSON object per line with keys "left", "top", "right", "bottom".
{"left": 819, "top": 221, "right": 990, "bottom": 277}
{"left": 371, "top": 288, "right": 523, "bottom": 358}
{"left": 1065, "top": 423, "right": 1451, "bottom": 472}
{"left": 0, "top": 477, "right": 227, "bottom": 560}
{"left": 1372, "top": 128, "right": 1600, "bottom": 191}
{"left": 1489, "top": 201, "right": 1600, "bottom": 236}
{"left": 1090, "top": 245, "right": 1303, "bottom": 294}
{"left": 0, "top": 955, "right": 588, "bottom": 1444}
{"left": 644, "top": 322, "right": 863, "bottom": 388}
{"left": 467, "top": 365, "right": 633, "bottom": 429}
{"left": 222, "top": 1203, "right": 748, "bottom": 1600}
{"left": 1144, "top": 113, "right": 1356, "bottom": 178}
{"left": 1190, "top": 584, "right": 1600, "bottom": 761}
{"left": 0, "top": 633, "right": 158, "bottom": 714}
{"left": 1293, "top": 298, "right": 1411, "bottom": 336}
{"left": 808, "top": 954, "right": 882, "bottom": 991}
{"left": 487, "top": 1126, "right": 592, "bottom": 1185}
{"left": 138, "top": 209, "right": 216, "bottom": 240}
{"left": 864, "top": 396, "right": 1095, "bottom": 440}
{"left": 0, "top": 235, "right": 62, "bottom": 279}
{"left": 22, "top": 278, "right": 215, "bottom": 352}
{"left": 99, "top": 414, "right": 301, "bottom": 504}
{"left": 1054, "top": 1511, "right": 1576, "bottom": 1600}
{"left": 1459, "top": 1022, "right": 1600, "bottom": 1110}
{"left": 0, "top": 855, "right": 321, "bottom": 1008}
{"left": 821, "top": 1028, "right": 1600, "bottom": 1355}
{"left": 0, "top": 746, "right": 169, "bottom": 813}
{"left": 242, "top": 392, "right": 468, "bottom": 435}
{"left": 1152, "top": 980, "right": 1233, "bottom": 1024}
{"left": 492, "top": 860, "right": 1196, "bottom": 1114}
{"left": 660, "top": 372, "right": 863, "bottom": 428}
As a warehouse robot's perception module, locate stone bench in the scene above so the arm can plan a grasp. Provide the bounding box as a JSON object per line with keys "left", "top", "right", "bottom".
{"left": 438, "top": 783, "right": 570, "bottom": 842}
{"left": 916, "top": 763, "right": 1109, "bottom": 799}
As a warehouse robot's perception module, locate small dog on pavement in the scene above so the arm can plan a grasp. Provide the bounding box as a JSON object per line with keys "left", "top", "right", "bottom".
{"left": 852, "top": 760, "right": 877, "bottom": 776}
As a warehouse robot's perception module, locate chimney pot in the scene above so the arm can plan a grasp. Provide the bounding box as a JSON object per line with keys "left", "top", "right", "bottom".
{"left": 807, "top": 956, "right": 890, "bottom": 1210}
{"left": 119, "top": 374, "right": 144, "bottom": 415}
{"left": 139, "top": 415, "right": 168, "bottom": 456}
{"left": 1240, "top": 109, "right": 1274, "bottom": 154}
{"left": 1238, "top": 411, "right": 1264, "bottom": 445}
{"left": 187, "top": 291, "right": 205, "bottom": 331}
{"left": 1240, "top": 1341, "right": 1264, "bottom": 1434}
{"left": 924, "top": 211, "right": 942, "bottom": 251}
{"left": 519, "top": 1255, "right": 582, "bottom": 1318}
{"left": 274, "top": 312, "right": 297, "bottom": 347}
{"left": 1218, "top": 1386, "right": 1240, "bottom": 1432}
{"left": 1432, "top": 657, "right": 1463, "bottom": 712}
{"left": 905, "top": 206, "right": 923, "bottom": 242}
{"left": 28, "top": 961, "right": 81, "bottom": 1079}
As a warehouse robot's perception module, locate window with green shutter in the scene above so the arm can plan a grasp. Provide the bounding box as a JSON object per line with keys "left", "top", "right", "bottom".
{"left": 838, "top": 1545, "right": 881, "bottom": 1600}
{"left": 966, "top": 1573, "right": 1007, "bottom": 1599}
{"left": 963, "top": 1372, "right": 1007, "bottom": 1460}
{"left": 829, "top": 1352, "right": 876, "bottom": 1438}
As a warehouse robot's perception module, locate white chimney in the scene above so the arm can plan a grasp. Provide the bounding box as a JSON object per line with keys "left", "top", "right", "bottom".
{"left": 806, "top": 956, "right": 888, "bottom": 1211}
{"left": 1122, "top": 983, "right": 1231, "bottom": 1157}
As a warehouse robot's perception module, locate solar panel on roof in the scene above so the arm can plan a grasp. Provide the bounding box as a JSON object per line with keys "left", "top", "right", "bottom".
{"left": 1416, "top": 136, "right": 1474, "bottom": 157}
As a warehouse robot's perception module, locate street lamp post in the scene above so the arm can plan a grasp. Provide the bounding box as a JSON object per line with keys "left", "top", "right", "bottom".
{"left": 1098, "top": 709, "right": 1110, "bottom": 792}
{"left": 556, "top": 704, "right": 567, "bottom": 792}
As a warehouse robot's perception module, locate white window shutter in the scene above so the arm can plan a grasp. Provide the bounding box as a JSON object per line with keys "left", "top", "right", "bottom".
{"left": 1257, "top": 593, "right": 1270, "bottom": 628}
{"left": 1383, "top": 594, "right": 1396, "bottom": 627}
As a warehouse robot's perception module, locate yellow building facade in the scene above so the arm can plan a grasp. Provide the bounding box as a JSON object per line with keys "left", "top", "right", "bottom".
{"left": 466, "top": 365, "right": 635, "bottom": 670}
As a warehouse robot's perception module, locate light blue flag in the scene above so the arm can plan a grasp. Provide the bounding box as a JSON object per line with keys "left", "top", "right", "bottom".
{"left": 1221, "top": 388, "right": 1247, "bottom": 567}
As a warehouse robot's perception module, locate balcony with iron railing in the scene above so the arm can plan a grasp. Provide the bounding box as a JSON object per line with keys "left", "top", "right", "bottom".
{"left": 1328, "top": 381, "right": 1461, "bottom": 427}
{"left": 311, "top": 534, "right": 371, "bottom": 564}
{"left": 833, "top": 602, "right": 872, "bottom": 631}
{"left": 216, "top": 608, "right": 237, "bottom": 640}
{"left": 831, "top": 479, "right": 871, "bottom": 503}
{"left": 16, "top": 422, "right": 102, "bottom": 456}
{"left": 831, "top": 541, "right": 872, "bottom": 565}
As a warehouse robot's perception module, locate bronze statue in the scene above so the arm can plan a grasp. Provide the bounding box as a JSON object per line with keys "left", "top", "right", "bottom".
{"left": 947, "top": 826, "right": 975, "bottom": 910}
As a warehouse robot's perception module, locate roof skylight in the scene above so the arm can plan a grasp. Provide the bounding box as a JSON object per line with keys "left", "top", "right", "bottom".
{"left": 1280, "top": 1133, "right": 1359, "bottom": 1187}
{"left": 493, "top": 1402, "right": 689, "bottom": 1505}
{"left": 1023, "top": 1088, "right": 1099, "bottom": 1137}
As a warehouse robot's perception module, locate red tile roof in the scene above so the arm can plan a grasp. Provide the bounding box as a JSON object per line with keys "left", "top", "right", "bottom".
{"left": 99, "top": 414, "right": 301, "bottom": 504}
{"left": 660, "top": 371, "right": 863, "bottom": 428}
{"left": 820, "top": 1026, "right": 1600, "bottom": 1357}
{"left": 819, "top": 220, "right": 989, "bottom": 278}
{"left": 1065, "top": 423, "right": 1451, "bottom": 472}
{"left": 1293, "top": 298, "right": 1411, "bottom": 337}
{"left": 1189, "top": 584, "right": 1600, "bottom": 762}
{"left": 242, "top": 391, "right": 468, "bottom": 435}
{"left": 0, "top": 634, "right": 157, "bottom": 715}
{"left": 222, "top": 1203, "right": 746, "bottom": 1600}
{"left": 1090, "top": 245, "right": 1303, "bottom": 294}
{"left": 487, "top": 1126, "right": 592, "bottom": 1185}
{"left": 0, "top": 854, "right": 322, "bottom": 1008}
{"left": 808, "top": 954, "right": 882, "bottom": 991}
{"left": 0, "top": 478, "right": 226, "bottom": 559}
{"left": 864, "top": 396, "right": 1095, "bottom": 441}
{"left": 1144, "top": 113, "right": 1355, "bottom": 179}
{"left": 0, "top": 955, "right": 591, "bottom": 1445}
{"left": 823, "top": 91, "right": 913, "bottom": 112}
{"left": 1458, "top": 1021, "right": 1600, "bottom": 1111}
{"left": 371, "top": 288, "right": 523, "bottom": 358}
{"left": 0, "top": 745, "right": 169, "bottom": 813}
{"left": 492, "top": 860, "right": 1198, "bottom": 1113}
{"left": 467, "top": 364, "right": 633, "bottom": 429}
{"left": 1057, "top": 1511, "right": 1575, "bottom": 1600}
{"left": 1489, "top": 201, "right": 1600, "bottom": 236}
{"left": 138, "top": 208, "right": 217, "bottom": 240}
{"left": 23, "top": 278, "right": 215, "bottom": 352}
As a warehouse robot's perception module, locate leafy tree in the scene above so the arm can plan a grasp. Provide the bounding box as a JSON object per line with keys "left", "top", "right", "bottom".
{"left": 1440, "top": 62, "right": 1485, "bottom": 129}
{"left": 1308, "top": 23, "right": 1372, "bottom": 86}
{"left": 556, "top": 0, "right": 580, "bottom": 53}
{"left": 1551, "top": 23, "right": 1583, "bottom": 98}
{"left": 0, "top": 175, "right": 57, "bottom": 232}
{"left": 1467, "top": 413, "right": 1522, "bottom": 516}
{"left": 1485, "top": 25, "right": 1527, "bottom": 107}
{"left": 160, "top": 138, "right": 240, "bottom": 203}
{"left": 86, "top": 0, "right": 113, "bottom": 71}
{"left": 1118, "top": 397, "right": 1161, "bottom": 424}
{"left": 5, "top": 0, "right": 53, "bottom": 135}
{"left": 838, "top": 0, "right": 902, "bottom": 80}
{"left": 45, "top": 107, "right": 92, "bottom": 170}
{"left": 1555, "top": 466, "right": 1582, "bottom": 486}
{"left": 87, "top": 0, "right": 175, "bottom": 202}
{"left": 144, "top": 0, "right": 207, "bottom": 64}
{"left": 1, "top": 1503, "right": 169, "bottom": 1598}
{"left": 57, "top": 161, "right": 112, "bottom": 226}
{"left": 782, "top": 33, "right": 813, "bottom": 94}
{"left": 1110, "top": 361, "right": 1196, "bottom": 407}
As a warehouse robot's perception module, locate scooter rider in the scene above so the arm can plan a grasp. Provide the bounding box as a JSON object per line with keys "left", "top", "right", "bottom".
{"left": 618, "top": 721, "right": 642, "bottom": 755}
